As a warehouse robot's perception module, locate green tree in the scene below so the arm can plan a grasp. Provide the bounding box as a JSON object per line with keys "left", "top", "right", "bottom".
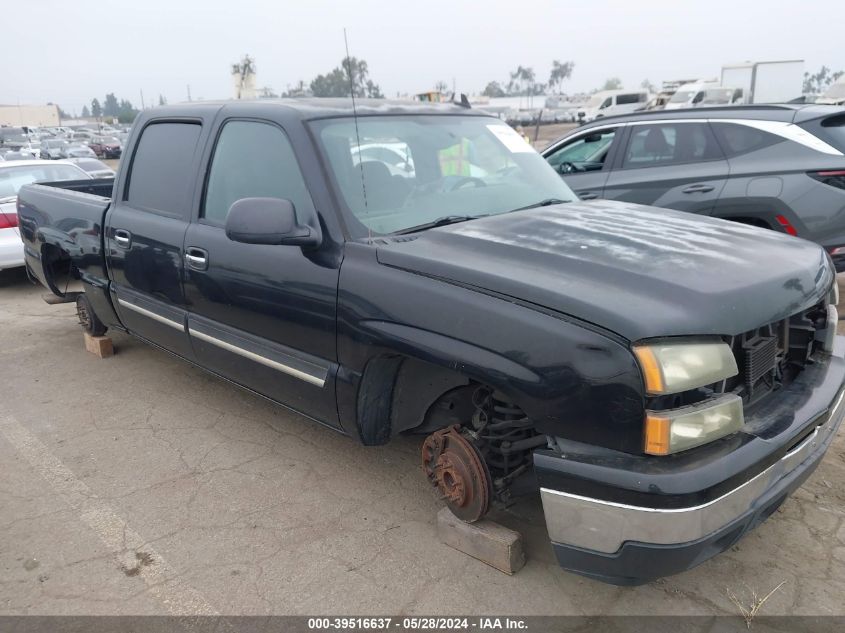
{"left": 158, "top": 94, "right": 167, "bottom": 106}
{"left": 602, "top": 77, "right": 623, "bottom": 90}
{"left": 641, "top": 78, "right": 656, "bottom": 93}
{"left": 91, "top": 98, "right": 102, "bottom": 118}
{"left": 548, "top": 60, "right": 575, "bottom": 94}
{"left": 310, "top": 57, "right": 383, "bottom": 98}
{"left": 103, "top": 93, "right": 120, "bottom": 117}
{"left": 482, "top": 81, "right": 506, "bottom": 98}
{"left": 803, "top": 66, "right": 844, "bottom": 94}
{"left": 81, "top": 105, "right": 91, "bottom": 118}
{"left": 117, "top": 99, "right": 138, "bottom": 124}
{"left": 282, "top": 80, "right": 309, "bottom": 97}
{"left": 507, "top": 66, "right": 536, "bottom": 95}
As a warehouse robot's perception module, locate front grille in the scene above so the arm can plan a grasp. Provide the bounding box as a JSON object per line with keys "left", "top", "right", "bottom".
{"left": 743, "top": 335, "right": 778, "bottom": 396}
{"left": 645, "top": 298, "right": 832, "bottom": 418}
{"left": 723, "top": 298, "right": 829, "bottom": 406}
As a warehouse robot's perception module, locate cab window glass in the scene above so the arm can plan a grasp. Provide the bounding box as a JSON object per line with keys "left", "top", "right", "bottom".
{"left": 546, "top": 130, "right": 616, "bottom": 172}
{"left": 623, "top": 123, "right": 722, "bottom": 167}
{"left": 616, "top": 93, "right": 640, "bottom": 105}
{"left": 127, "top": 122, "right": 201, "bottom": 215}
{"left": 711, "top": 122, "right": 784, "bottom": 157}
{"left": 203, "top": 121, "right": 315, "bottom": 224}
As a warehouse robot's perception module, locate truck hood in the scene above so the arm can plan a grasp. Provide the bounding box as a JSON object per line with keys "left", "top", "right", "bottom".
{"left": 375, "top": 200, "right": 833, "bottom": 341}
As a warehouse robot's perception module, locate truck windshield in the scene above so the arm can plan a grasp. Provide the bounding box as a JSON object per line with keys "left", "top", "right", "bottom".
{"left": 313, "top": 115, "right": 576, "bottom": 236}
{"left": 0, "top": 164, "right": 88, "bottom": 199}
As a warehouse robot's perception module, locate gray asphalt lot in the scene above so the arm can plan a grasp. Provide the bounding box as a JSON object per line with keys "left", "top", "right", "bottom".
{"left": 2, "top": 266, "right": 845, "bottom": 616}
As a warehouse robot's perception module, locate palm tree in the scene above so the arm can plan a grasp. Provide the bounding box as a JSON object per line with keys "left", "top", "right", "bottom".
{"left": 549, "top": 61, "right": 575, "bottom": 94}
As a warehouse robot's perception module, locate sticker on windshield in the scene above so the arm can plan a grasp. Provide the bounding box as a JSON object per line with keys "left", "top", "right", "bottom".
{"left": 487, "top": 124, "right": 536, "bottom": 153}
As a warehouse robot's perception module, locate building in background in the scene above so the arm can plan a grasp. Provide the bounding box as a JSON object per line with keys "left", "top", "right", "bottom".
{"left": 232, "top": 55, "right": 257, "bottom": 100}
{"left": 0, "top": 104, "right": 60, "bottom": 127}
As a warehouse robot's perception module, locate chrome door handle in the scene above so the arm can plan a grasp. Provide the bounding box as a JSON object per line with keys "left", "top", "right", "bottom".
{"left": 579, "top": 191, "right": 599, "bottom": 200}
{"left": 185, "top": 248, "right": 208, "bottom": 271}
{"left": 113, "top": 229, "right": 131, "bottom": 247}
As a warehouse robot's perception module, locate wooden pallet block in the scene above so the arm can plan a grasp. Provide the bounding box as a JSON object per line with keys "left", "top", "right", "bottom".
{"left": 437, "top": 507, "right": 525, "bottom": 575}
{"left": 83, "top": 332, "right": 114, "bottom": 358}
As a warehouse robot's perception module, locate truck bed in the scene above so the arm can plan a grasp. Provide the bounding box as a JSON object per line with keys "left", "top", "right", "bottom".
{"left": 17, "top": 178, "right": 114, "bottom": 297}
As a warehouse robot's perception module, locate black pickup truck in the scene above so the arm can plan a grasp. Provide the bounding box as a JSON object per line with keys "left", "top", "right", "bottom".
{"left": 16, "top": 99, "right": 845, "bottom": 584}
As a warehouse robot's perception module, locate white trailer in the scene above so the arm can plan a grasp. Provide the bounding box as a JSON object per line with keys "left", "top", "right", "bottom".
{"left": 721, "top": 60, "right": 804, "bottom": 104}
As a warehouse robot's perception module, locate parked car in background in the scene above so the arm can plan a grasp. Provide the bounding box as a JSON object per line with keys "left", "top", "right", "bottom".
{"left": 577, "top": 89, "right": 650, "bottom": 122}
{"left": 542, "top": 104, "right": 845, "bottom": 268}
{"left": 0, "top": 126, "right": 28, "bottom": 147}
{"left": 1, "top": 160, "right": 91, "bottom": 270}
{"left": 68, "top": 157, "right": 116, "bottom": 179}
{"left": 697, "top": 87, "right": 744, "bottom": 107}
{"left": 41, "top": 139, "right": 68, "bottom": 159}
{"left": 67, "top": 130, "right": 95, "bottom": 143}
{"left": 640, "top": 92, "right": 674, "bottom": 111}
{"left": 65, "top": 144, "right": 97, "bottom": 159}
{"left": 663, "top": 80, "right": 720, "bottom": 109}
{"left": 88, "top": 136, "right": 122, "bottom": 158}
{"left": 18, "top": 141, "right": 42, "bottom": 159}
{"left": 2, "top": 151, "right": 36, "bottom": 161}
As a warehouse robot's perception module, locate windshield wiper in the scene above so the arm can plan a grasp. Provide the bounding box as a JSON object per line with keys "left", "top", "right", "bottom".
{"left": 394, "top": 214, "right": 488, "bottom": 235}
{"left": 509, "top": 198, "right": 571, "bottom": 213}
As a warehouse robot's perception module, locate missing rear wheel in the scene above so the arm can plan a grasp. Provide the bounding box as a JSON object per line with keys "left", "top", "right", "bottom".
{"left": 76, "top": 294, "right": 107, "bottom": 337}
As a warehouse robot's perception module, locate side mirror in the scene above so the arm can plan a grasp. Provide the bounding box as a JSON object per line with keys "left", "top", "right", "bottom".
{"left": 225, "top": 197, "right": 322, "bottom": 249}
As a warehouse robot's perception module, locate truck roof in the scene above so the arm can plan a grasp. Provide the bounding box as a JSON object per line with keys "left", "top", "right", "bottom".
{"left": 145, "top": 98, "right": 489, "bottom": 120}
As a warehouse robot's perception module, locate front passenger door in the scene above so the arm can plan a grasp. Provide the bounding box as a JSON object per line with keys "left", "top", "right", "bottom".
{"left": 182, "top": 119, "right": 340, "bottom": 427}
{"left": 543, "top": 127, "right": 620, "bottom": 200}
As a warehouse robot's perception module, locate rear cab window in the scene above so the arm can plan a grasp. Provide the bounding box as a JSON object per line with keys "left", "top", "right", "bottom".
{"left": 126, "top": 122, "right": 202, "bottom": 216}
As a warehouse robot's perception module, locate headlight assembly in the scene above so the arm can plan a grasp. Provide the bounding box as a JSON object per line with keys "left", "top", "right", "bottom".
{"left": 644, "top": 394, "right": 744, "bottom": 455}
{"left": 633, "top": 340, "right": 738, "bottom": 395}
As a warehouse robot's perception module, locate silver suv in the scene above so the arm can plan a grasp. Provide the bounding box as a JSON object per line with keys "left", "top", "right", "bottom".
{"left": 542, "top": 105, "right": 845, "bottom": 269}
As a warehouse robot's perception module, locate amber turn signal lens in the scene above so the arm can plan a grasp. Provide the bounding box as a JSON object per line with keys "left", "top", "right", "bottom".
{"left": 633, "top": 346, "right": 665, "bottom": 394}
{"left": 643, "top": 414, "right": 671, "bottom": 455}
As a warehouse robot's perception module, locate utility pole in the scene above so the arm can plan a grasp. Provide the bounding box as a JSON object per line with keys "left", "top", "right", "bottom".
{"left": 187, "top": 84, "right": 192, "bottom": 102}
{"left": 140, "top": 89, "right": 146, "bottom": 110}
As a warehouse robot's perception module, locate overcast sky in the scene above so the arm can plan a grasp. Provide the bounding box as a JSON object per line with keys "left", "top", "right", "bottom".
{"left": 4, "top": 0, "right": 840, "bottom": 114}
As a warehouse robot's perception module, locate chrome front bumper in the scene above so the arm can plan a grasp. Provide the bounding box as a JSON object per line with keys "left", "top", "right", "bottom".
{"left": 540, "top": 387, "right": 845, "bottom": 555}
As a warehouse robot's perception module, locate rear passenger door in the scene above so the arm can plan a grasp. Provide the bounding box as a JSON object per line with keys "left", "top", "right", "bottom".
{"left": 543, "top": 126, "right": 622, "bottom": 200}
{"left": 106, "top": 120, "right": 205, "bottom": 360}
{"left": 602, "top": 122, "right": 728, "bottom": 215}
{"left": 182, "top": 118, "right": 340, "bottom": 426}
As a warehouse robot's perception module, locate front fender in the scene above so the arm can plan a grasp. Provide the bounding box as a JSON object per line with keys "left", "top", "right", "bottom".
{"left": 337, "top": 244, "right": 646, "bottom": 452}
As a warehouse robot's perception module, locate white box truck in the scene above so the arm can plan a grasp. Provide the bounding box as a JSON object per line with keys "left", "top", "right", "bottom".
{"left": 721, "top": 60, "right": 804, "bottom": 104}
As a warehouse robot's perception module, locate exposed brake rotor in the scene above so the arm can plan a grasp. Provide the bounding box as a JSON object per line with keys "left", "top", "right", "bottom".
{"left": 421, "top": 425, "right": 492, "bottom": 522}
